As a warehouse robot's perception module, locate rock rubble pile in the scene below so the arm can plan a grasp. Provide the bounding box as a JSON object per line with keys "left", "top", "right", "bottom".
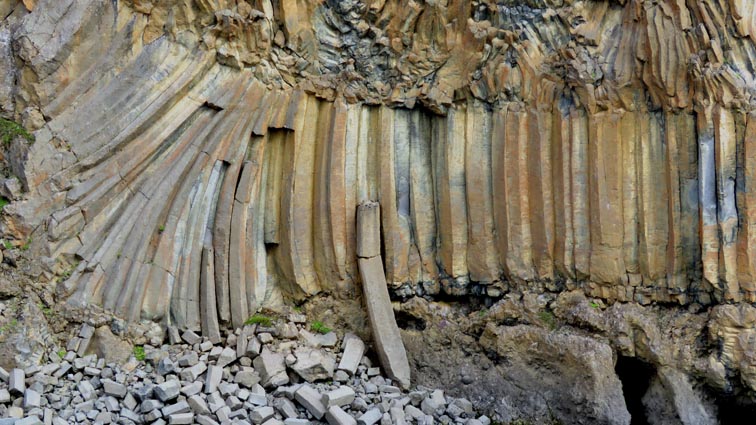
{"left": 0, "top": 314, "right": 488, "bottom": 425}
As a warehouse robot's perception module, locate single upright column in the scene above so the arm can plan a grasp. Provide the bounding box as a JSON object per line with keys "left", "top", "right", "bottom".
{"left": 356, "top": 201, "right": 411, "bottom": 389}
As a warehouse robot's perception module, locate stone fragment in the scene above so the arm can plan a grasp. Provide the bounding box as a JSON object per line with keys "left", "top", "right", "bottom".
{"left": 9, "top": 369, "right": 25, "bottom": 395}
{"left": 196, "top": 415, "right": 220, "bottom": 425}
{"left": 216, "top": 347, "right": 237, "bottom": 368}
{"left": 168, "top": 412, "right": 194, "bottom": 424}
{"left": 77, "top": 380, "right": 96, "bottom": 401}
{"left": 155, "top": 380, "right": 181, "bottom": 402}
{"left": 294, "top": 385, "right": 326, "bottom": 419}
{"left": 338, "top": 335, "right": 365, "bottom": 375}
{"left": 235, "top": 369, "right": 261, "bottom": 388}
{"left": 102, "top": 379, "right": 127, "bottom": 398}
{"left": 178, "top": 352, "right": 199, "bottom": 367}
{"left": 162, "top": 400, "right": 191, "bottom": 416}
{"left": 274, "top": 397, "right": 299, "bottom": 419}
{"left": 23, "top": 389, "right": 41, "bottom": 409}
{"left": 181, "top": 381, "right": 203, "bottom": 396}
{"left": 205, "top": 365, "right": 223, "bottom": 394}
{"left": 182, "top": 330, "right": 201, "bottom": 345}
{"left": 251, "top": 406, "right": 275, "bottom": 424}
{"left": 158, "top": 358, "right": 176, "bottom": 376}
{"left": 15, "top": 417, "right": 43, "bottom": 425}
{"left": 254, "top": 349, "right": 289, "bottom": 388}
{"left": 180, "top": 362, "right": 207, "bottom": 381}
{"left": 420, "top": 390, "right": 446, "bottom": 416}
{"left": 357, "top": 408, "right": 382, "bottom": 425}
{"left": 326, "top": 405, "right": 357, "bottom": 425}
{"left": 322, "top": 387, "right": 356, "bottom": 408}
{"left": 290, "top": 347, "right": 336, "bottom": 382}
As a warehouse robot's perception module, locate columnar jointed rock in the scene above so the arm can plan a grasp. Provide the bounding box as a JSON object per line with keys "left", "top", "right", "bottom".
{"left": 356, "top": 202, "right": 411, "bottom": 389}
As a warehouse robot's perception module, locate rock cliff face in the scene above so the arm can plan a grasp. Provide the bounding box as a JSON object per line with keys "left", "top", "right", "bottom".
{"left": 4, "top": 0, "right": 756, "bottom": 422}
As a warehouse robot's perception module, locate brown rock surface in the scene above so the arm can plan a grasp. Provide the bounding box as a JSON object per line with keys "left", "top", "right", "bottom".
{"left": 4, "top": 0, "right": 756, "bottom": 421}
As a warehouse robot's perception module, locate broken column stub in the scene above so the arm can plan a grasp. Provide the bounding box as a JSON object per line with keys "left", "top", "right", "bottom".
{"left": 356, "top": 201, "right": 381, "bottom": 258}
{"left": 356, "top": 201, "right": 411, "bottom": 389}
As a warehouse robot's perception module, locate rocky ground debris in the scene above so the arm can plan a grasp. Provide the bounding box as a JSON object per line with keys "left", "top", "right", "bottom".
{"left": 0, "top": 313, "right": 489, "bottom": 425}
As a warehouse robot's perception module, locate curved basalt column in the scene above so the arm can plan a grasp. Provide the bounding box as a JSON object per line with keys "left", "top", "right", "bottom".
{"left": 3, "top": 0, "right": 756, "bottom": 331}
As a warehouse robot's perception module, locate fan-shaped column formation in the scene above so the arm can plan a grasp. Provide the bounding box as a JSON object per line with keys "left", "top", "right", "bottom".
{"left": 9, "top": 46, "right": 756, "bottom": 331}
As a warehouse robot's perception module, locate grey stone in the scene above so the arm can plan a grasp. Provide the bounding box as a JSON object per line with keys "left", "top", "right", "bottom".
{"left": 180, "top": 362, "right": 207, "bottom": 381}
{"left": 205, "top": 365, "right": 223, "bottom": 394}
{"left": 357, "top": 408, "right": 383, "bottom": 425}
{"left": 0, "top": 389, "right": 9, "bottom": 403}
{"left": 142, "top": 399, "right": 164, "bottom": 412}
{"left": 389, "top": 407, "right": 406, "bottom": 425}
{"left": 216, "top": 347, "right": 237, "bottom": 368}
{"left": 168, "top": 412, "right": 194, "bottom": 424}
{"left": 155, "top": 380, "right": 181, "bottom": 402}
{"left": 283, "top": 420, "right": 310, "bottom": 425}
{"left": 322, "top": 387, "right": 356, "bottom": 408}
{"left": 15, "top": 418, "right": 43, "bottom": 425}
{"left": 181, "top": 381, "right": 204, "bottom": 396}
{"left": 188, "top": 395, "right": 210, "bottom": 415}
{"left": 254, "top": 349, "right": 289, "bottom": 388}
{"left": 178, "top": 352, "right": 199, "bottom": 367}
{"left": 420, "top": 390, "right": 446, "bottom": 416}
{"left": 145, "top": 408, "right": 163, "bottom": 422}
{"left": 326, "top": 406, "right": 357, "bottom": 425}
{"left": 290, "top": 347, "right": 335, "bottom": 382}
{"left": 9, "top": 369, "right": 25, "bottom": 395}
{"left": 356, "top": 244, "right": 411, "bottom": 389}
{"left": 641, "top": 367, "right": 717, "bottom": 425}
{"left": 181, "top": 330, "right": 201, "bottom": 345}
{"left": 157, "top": 358, "right": 176, "bottom": 376}
{"left": 195, "top": 415, "right": 220, "bottom": 425}
{"left": 77, "top": 380, "right": 96, "bottom": 401}
{"left": 274, "top": 398, "right": 299, "bottom": 419}
{"left": 102, "top": 379, "right": 127, "bottom": 398}
{"left": 246, "top": 337, "right": 262, "bottom": 357}
{"left": 294, "top": 385, "right": 327, "bottom": 420}
{"left": 334, "top": 370, "right": 350, "bottom": 383}
{"left": 251, "top": 406, "right": 275, "bottom": 424}
{"left": 162, "top": 400, "right": 191, "bottom": 416}
{"left": 119, "top": 409, "right": 141, "bottom": 422}
{"left": 123, "top": 392, "right": 138, "bottom": 411}
{"left": 23, "top": 389, "right": 41, "bottom": 409}
{"left": 338, "top": 334, "right": 365, "bottom": 375}
{"left": 235, "top": 369, "right": 261, "bottom": 388}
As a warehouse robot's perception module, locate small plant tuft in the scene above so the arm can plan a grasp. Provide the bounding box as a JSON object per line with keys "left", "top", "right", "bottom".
{"left": 20, "top": 237, "right": 31, "bottom": 251}
{"left": 133, "top": 346, "right": 146, "bottom": 361}
{"left": 538, "top": 311, "right": 557, "bottom": 330}
{"left": 57, "top": 349, "right": 66, "bottom": 359}
{"left": 0, "top": 117, "right": 34, "bottom": 146}
{"left": 478, "top": 307, "right": 489, "bottom": 318}
{"left": 0, "top": 197, "right": 9, "bottom": 211}
{"left": 310, "top": 321, "right": 331, "bottom": 334}
{"left": 245, "top": 314, "right": 272, "bottom": 327}
{"left": 157, "top": 225, "right": 165, "bottom": 234}
{"left": 3, "top": 240, "right": 12, "bottom": 250}
{"left": 589, "top": 301, "right": 600, "bottom": 309}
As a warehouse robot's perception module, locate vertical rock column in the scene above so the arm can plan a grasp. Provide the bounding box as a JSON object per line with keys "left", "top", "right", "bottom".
{"left": 356, "top": 201, "right": 411, "bottom": 389}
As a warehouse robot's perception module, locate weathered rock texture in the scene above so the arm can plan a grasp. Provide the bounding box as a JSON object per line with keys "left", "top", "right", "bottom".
{"left": 4, "top": 0, "right": 756, "bottom": 421}
{"left": 2, "top": 0, "right": 756, "bottom": 326}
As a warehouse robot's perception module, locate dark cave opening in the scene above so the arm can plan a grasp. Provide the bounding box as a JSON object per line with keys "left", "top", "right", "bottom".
{"left": 615, "top": 355, "right": 655, "bottom": 425}
{"left": 714, "top": 392, "right": 756, "bottom": 424}
{"left": 394, "top": 310, "right": 427, "bottom": 331}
